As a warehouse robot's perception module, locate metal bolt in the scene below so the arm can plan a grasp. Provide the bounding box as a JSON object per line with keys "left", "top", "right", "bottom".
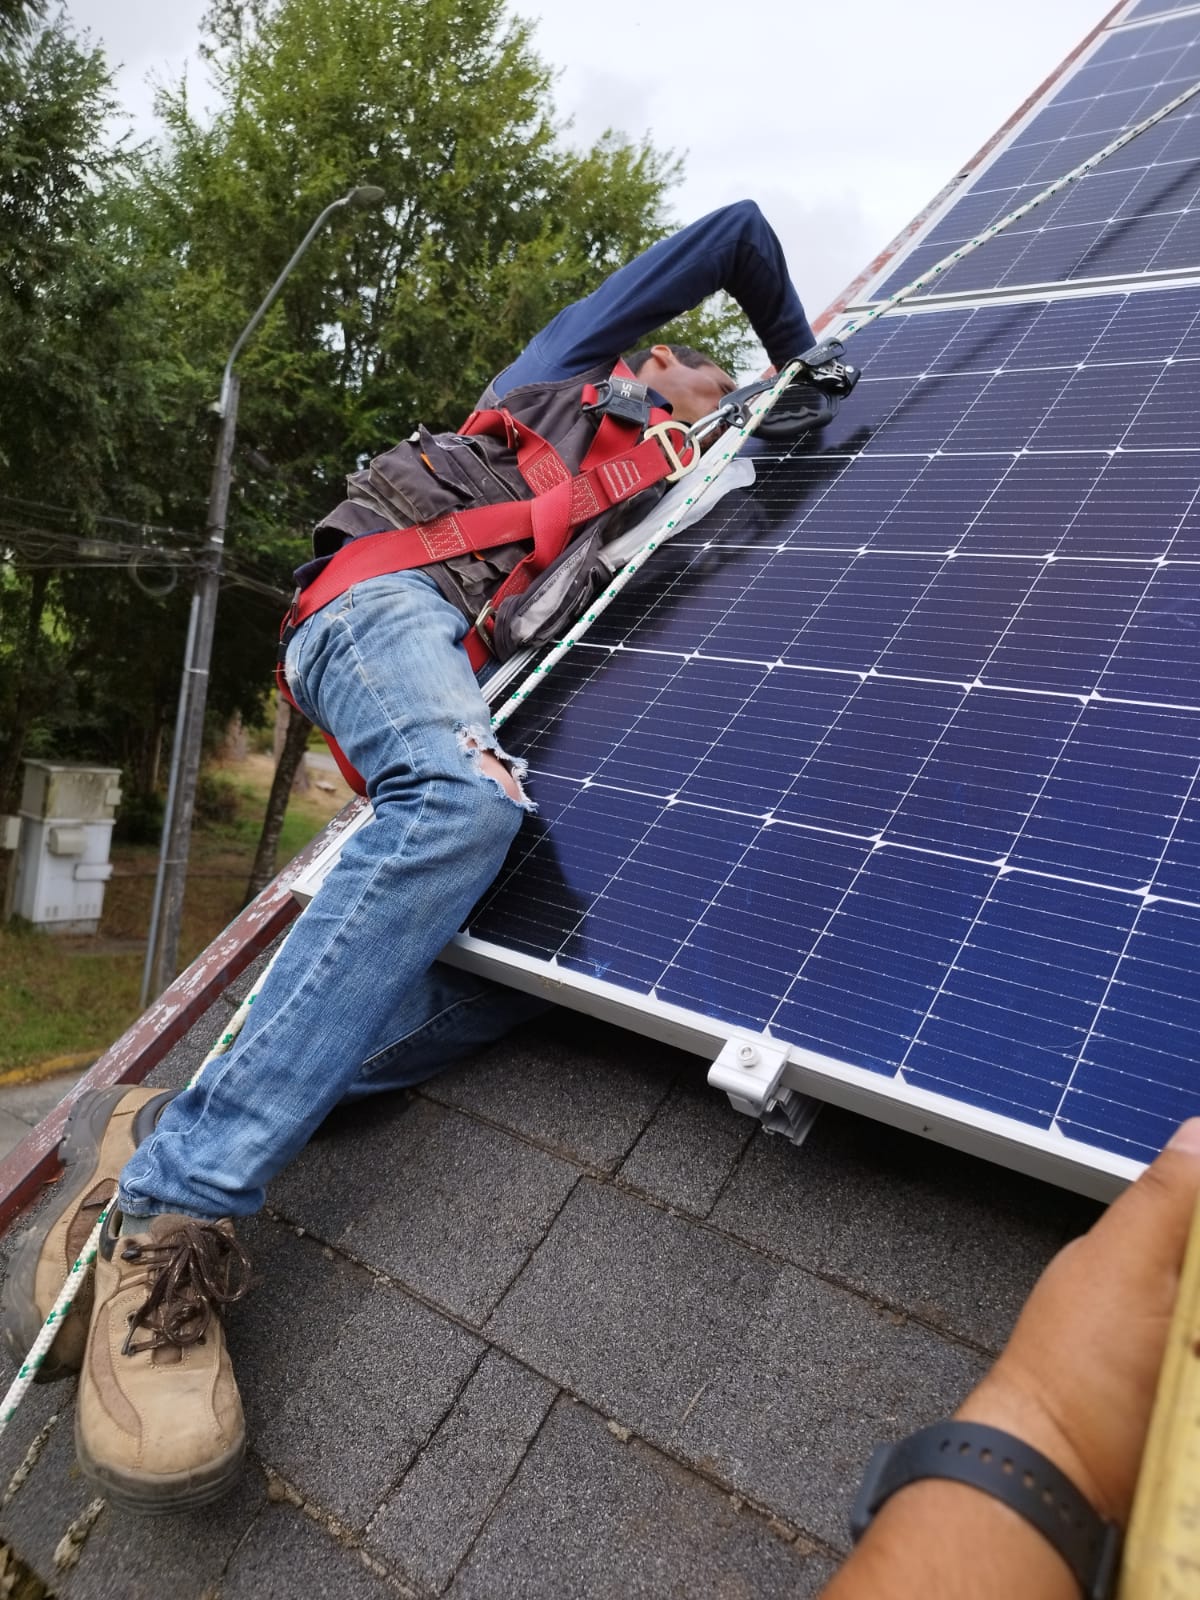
{"left": 737, "top": 1043, "right": 757, "bottom": 1068}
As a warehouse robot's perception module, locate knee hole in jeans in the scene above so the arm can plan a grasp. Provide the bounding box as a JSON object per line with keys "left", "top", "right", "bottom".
{"left": 456, "top": 724, "right": 534, "bottom": 811}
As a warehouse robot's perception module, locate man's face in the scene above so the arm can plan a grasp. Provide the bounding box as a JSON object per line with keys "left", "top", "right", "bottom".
{"left": 643, "top": 349, "right": 737, "bottom": 424}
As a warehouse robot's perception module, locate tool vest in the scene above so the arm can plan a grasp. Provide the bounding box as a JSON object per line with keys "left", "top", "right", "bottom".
{"left": 278, "top": 359, "right": 695, "bottom": 794}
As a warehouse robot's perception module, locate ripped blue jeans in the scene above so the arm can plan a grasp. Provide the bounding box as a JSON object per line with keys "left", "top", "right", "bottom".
{"left": 119, "top": 570, "right": 542, "bottom": 1220}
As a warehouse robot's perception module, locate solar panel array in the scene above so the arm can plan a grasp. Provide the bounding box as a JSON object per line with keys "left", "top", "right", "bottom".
{"left": 462, "top": 4, "right": 1200, "bottom": 1178}
{"left": 877, "top": 13, "right": 1200, "bottom": 296}
{"left": 1127, "top": 1, "right": 1200, "bottom": 20}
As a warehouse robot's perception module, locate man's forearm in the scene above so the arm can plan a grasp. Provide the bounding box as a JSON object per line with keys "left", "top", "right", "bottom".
{"left": 822, "top": 1474, "right": 1080, "bottom": 1600}
{"left": 823, "top": 1380, "right": 1107, "bottom": 1600}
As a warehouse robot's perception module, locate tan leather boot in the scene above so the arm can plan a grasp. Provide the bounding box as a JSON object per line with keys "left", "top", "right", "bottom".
{"left": 1, "top": 1085, "right": 176, "bottom": 1381}
{"left": 75, "top": 1210, "right": 250, "bottom": 1514}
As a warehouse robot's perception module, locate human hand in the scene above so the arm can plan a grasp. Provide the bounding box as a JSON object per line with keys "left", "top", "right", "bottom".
{"left": 957, "top": 1119, "right": 1200, "bottom": 1525}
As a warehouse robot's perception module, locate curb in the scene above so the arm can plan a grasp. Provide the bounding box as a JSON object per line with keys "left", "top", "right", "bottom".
{"left": 0, "top": 1054, "right": 96, "bottom": 1090}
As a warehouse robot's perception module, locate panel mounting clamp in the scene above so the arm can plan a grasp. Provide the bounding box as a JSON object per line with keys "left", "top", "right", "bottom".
{"left": 708, "top": 1038, "right": 823, "bottom": 1147}
{"left": 708, "top": 1038, "right": 790, "bottom": 1116}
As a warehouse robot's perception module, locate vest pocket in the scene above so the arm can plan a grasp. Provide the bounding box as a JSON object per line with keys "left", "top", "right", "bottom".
{"left": 491, "top": 530, "right": 611, "bottom": 659}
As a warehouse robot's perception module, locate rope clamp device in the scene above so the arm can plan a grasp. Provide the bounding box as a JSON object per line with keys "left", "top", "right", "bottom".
{"left": 795, "top": 337, "right": 860, "bottom": 395}
{"left": 643, "top": 418, "right": 702, "bottom": 483}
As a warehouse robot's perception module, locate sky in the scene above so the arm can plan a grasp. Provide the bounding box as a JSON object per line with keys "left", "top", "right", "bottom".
{"left": 64, "top": 0, "right": 1119, "bottom": 320}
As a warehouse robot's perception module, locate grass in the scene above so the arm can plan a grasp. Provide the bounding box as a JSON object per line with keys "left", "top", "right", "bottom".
{"left": 0, "top": 752, "right": 351, "bottom": 1076}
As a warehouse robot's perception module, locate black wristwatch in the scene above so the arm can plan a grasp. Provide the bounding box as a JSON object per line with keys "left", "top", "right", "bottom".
{"left": 849, "top": 1422, "right": 1122, "bottom": 1600}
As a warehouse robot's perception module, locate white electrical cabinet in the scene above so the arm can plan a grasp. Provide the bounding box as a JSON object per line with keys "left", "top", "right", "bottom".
{"left": 8, "top": 762, "right": 122, "bottom": 934}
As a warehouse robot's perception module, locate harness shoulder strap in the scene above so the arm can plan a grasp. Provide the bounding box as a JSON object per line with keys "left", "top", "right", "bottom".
{"left": 277, "top": 362, "right": 692, "bottom": 797}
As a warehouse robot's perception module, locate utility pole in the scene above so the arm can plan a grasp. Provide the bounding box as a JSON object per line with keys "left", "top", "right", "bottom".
{"left": 142, "top": 184, "right": 386, "bottom": 1003}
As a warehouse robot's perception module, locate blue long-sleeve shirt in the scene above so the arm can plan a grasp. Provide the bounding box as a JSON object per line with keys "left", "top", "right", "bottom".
{"left": 494, "top": 199, "right": 815, "bottom": 397}
{"left": 299, "top": 201, "right": 814, "bottom": 584}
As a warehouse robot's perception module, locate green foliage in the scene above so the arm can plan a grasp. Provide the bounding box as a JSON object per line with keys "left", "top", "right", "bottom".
{"left": 194, "top": 769, "right": 240, "bottom": 824}
{"left": 0, "top": 0, "right": 749, "bottom": 811}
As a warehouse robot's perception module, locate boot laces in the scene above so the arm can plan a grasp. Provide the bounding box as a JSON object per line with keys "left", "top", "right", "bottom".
{"left": 119, "top": 1222, "right": 251, "bottom": 1356}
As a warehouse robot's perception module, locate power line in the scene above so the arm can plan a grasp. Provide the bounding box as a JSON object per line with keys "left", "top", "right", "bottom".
{"left": 0, "top": 523, "right": 291, "bottom": 602}
{"left": 0, "top": 494, "right": 199, "bottom": 545}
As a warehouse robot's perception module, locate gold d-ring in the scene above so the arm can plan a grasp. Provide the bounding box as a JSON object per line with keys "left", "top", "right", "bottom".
{"left": 644, "top": 419, "right": 701, "bottom": 483}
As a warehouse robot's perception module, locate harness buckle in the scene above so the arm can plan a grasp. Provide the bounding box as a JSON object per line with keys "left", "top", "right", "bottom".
{"left": 643, "top": 418, "right": 701, "bottom": 483}
{"left": 473, "top": 599, "right": 496, "bottom": 653}
{"left": 582, "top": 376, "right": 653, "bottom": 430}
{"left": 277, "top": 593, "right": 300, "bottom": 666}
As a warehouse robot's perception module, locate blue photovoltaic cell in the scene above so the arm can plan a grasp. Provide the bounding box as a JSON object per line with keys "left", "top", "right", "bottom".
{"left": 876, "top": 11, "right": 1200, "bottom": 296}
{"left": 1127, "top": 1, "right": 1200, "bottom": 17}
{"left": 469, "top": 287, "right": 1200, "bottom": 1169}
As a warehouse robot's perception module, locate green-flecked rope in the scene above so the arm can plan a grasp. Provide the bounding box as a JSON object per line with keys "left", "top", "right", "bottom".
{"left": 0, "top": 944, "right": 285, "bottom": 1435}
{"left": 7, "top": 71, "right": 1198, "bottom": 1435}
{"left": 840, "top": 75, "right": 1200, "bottom": 340}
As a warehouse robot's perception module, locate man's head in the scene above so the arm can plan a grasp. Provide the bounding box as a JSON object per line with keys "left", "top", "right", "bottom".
{"left": 626, "top": 342, "right": 736, "bottom": 424}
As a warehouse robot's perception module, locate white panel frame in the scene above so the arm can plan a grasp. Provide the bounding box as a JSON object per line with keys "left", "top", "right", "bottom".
{"left": 441, "top": 934, "right": 1140, "bottom": 1202}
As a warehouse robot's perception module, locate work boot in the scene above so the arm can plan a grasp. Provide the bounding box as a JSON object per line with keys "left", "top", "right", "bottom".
{"left": 75, "top": 1209, "right": 250, "bottom": 1514}
{"left": 1, "top": 1085, "right": 177, "bottom": 1382}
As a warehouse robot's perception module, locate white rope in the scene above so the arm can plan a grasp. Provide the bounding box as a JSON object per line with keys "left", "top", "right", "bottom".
{"left": 0, "top": 945, "right": 285, "bottom": 1433}
{"left": 841, "top": 76, "right": 1200, "bottom": 339}
{"left": 7, "top": 70, "right": 1198, "bottom": 1438}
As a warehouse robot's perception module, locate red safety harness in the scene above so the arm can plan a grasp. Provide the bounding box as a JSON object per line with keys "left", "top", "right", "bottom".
{"left": 276, "top": 365, "right": 693, "bottom": 795}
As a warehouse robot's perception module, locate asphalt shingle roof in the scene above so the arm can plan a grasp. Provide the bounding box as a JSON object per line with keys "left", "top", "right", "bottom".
{"left": 0, "top": 954, "right": 1101, "bottom": 1598}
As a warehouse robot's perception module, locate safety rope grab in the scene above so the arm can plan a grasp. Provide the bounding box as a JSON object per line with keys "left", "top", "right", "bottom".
{"left": 5, "top": 71, "right": 1200, "bottom": 1437}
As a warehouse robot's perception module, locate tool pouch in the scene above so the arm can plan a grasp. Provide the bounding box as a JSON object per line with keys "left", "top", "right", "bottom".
{"left": 490, "top": 529, "right": 612, "bottom": 660}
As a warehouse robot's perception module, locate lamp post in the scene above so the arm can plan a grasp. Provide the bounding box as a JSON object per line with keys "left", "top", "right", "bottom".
{"left": 141, "top": 185, "right": 386, "bottom": 1004}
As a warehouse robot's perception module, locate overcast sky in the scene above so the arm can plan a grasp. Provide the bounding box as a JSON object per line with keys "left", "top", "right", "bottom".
{"left": 65, "top": 0, "right": 1118, "bottom": 318}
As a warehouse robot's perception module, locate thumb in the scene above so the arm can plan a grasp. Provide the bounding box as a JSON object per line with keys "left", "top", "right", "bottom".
{"left": 1082, "top": 1118, "right": 1200, "bottom": 1287}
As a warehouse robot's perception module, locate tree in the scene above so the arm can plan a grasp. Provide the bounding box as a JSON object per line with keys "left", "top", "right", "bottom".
{"left": 0, "top": 6, "right": 132, "bottom": 811}
{"left": 1, "top": 0, "right": 748, "bottom": 897}
{"left": 143, "top": 0, "right": 746, "bottom": 891}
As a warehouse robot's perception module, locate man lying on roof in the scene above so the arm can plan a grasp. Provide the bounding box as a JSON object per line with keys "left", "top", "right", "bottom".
{"left": 1, "top": 199, "right": 852, "bottom": 1513}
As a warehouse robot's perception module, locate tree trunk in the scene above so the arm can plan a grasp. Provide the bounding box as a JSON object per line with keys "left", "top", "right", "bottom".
{"left": 0, "top": 569, "right": 50, "bottom": 813}
{"left": 272, "top": 692, "right": 309, "bottom": 792}
{"left": 217, "top": 710, "right": 247, "bottom": 763}
{"left": 0, "top": 570, "right": 50, "bottom": 914}
{"left": 242, "top": 701, "right": 313, "bottom": 905}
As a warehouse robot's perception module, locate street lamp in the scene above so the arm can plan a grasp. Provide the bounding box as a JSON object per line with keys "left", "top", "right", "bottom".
{"left": 141, "top": 184, "right": 386, "bottom": 1004}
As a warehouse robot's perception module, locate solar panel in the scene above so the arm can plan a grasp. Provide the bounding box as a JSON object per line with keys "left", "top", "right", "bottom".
{"left": 875, "top": 13, "right": 1200, "bottom": 296}
{"left": 1126, "top": 0, "right": 1200, "bottom": 19}
{"left": 435, "top": 264, "right": 1199, "bottom": 1196}
{"left": 415, "top": 3, "right": 1200, "bottom": 1195}
{"left": 462, "top": 285, "right": 1200, "bottom": 1175}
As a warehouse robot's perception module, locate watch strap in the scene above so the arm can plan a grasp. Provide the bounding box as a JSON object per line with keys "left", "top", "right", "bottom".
{"left": 849, "top": 1421, "right": 1122, "bottom": 1600}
